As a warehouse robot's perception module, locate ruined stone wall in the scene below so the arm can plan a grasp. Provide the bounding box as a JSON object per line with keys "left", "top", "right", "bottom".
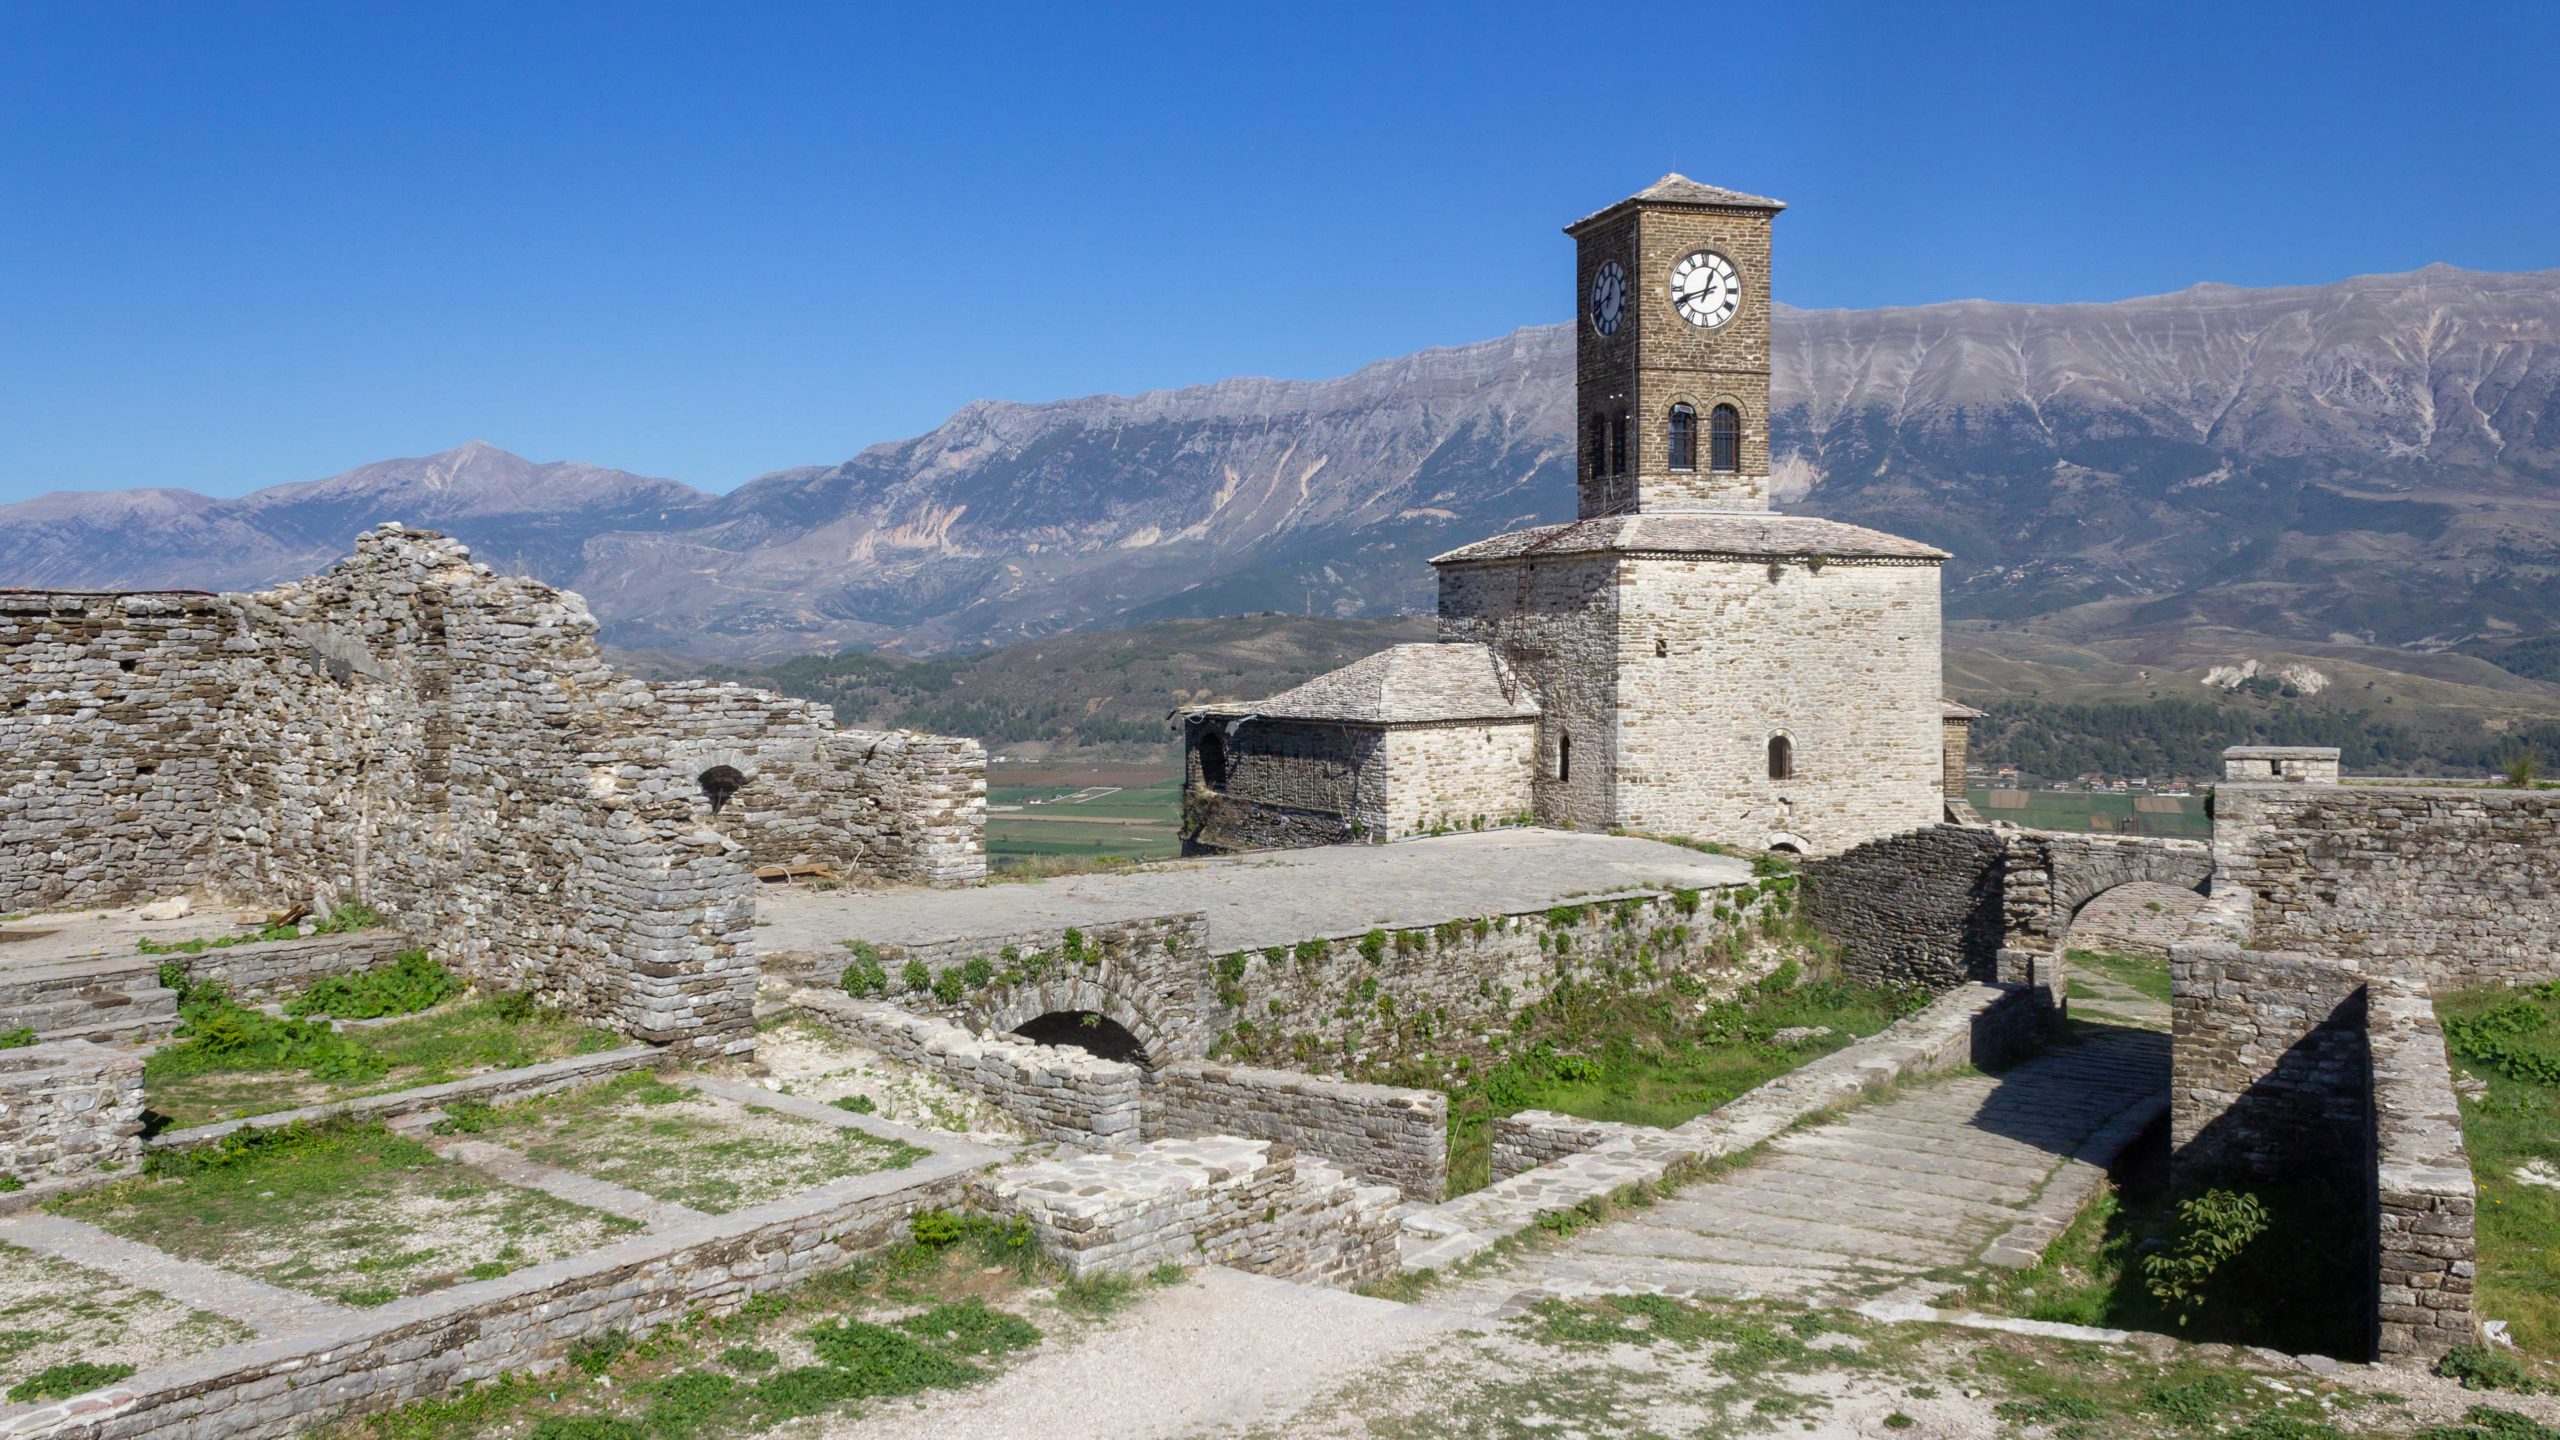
{"left": 1941, "top": 716, "right": 1972, "bottom": 799}
{"left": 0, "top": 527, "right": 1011, "bottom": 1055}
{"left": 1437, "top": 554, "right": 1619, "bottom": 832}
{"left": 826, "top": 913, "right": 1217, "bottom": 1066}
{"left": 1613, "top": 556, "right": 1943, "bottom": 856}
{"left": 2216, "top": 782, "right": 2560, "bottom": 990}
{"left": 1180, "top": 718, "right": 1367, "bottom": 854}
{"left": 1800, "top": 824, "right": 2005, "bottom": 989}
{"left": 0, "top": 1040, "right": 144, "bottom": 1187}
{"left": 792, "top": 992, "right": 1142, "bottom": 1147}
{"left": 971, "top": 1137, "right": 1399, "bottom": 1288}
{"left": 1143, "top": 1059, "right": 1449, "bottom": 1201}
{"left": 652, "top": 683, "right": 985, "bottom": 886}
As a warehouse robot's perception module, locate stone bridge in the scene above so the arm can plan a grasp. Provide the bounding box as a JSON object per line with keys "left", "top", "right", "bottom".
{"left": 1994, "top": 830, "right": 2215, "bottom": 991}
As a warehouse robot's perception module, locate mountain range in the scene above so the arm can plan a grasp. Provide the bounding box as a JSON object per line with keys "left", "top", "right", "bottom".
{"left": 5, "top": 264, "right": 2556, "bottom": 673}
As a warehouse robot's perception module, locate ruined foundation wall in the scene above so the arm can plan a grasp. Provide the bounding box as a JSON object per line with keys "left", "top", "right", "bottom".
{"left": 1181, "top": 719, "right": 1369, "bottom": 854}
{"left": 2367, "top": 981, "right": 2478, "bottom": 1364}
{"left": 2216, "top": 782, "right": 2560, "bottom": 990}
{"left": 793, "top": 991, "right": 1143, "bottom": 1148}
{"left": 0, "top": 1040, "right": 145, "bottom": 1187}
{"left": 1144, "top": 1059, "right": 1449, "bottom": 1201}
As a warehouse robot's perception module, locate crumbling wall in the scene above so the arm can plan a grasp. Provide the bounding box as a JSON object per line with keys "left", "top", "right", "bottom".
{"left": 793, "top": 991, "right": 1143, "bottom": 1147}
{"left": 2216, "top": 782, "right": 2560, "bottom": 990}
{"left": 1144, "top": 1060, "right": 1448, "bottom": 1201}
{"left": 0, "top": 527, "right": 996, "bottom": 1055}
{"left": 0, "top": 1040, "right": 145, "bottom": 1187}
{"left": 2367, "top": 981, "right": 2479, "bottom": 1364}
{"left": 652, "top": 684, "right": 984, "bottom": 886}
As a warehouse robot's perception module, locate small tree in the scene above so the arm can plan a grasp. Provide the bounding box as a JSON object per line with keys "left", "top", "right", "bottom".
{"left": 2508, "top": 751, "right": 2540, "bottom": 788}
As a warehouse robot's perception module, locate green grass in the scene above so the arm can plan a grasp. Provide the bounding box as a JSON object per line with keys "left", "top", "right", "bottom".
{"left": 1968, "top": 786, "right": 2211, "bottom": 838}
{"left": 2440, "top": 981, "right": 2560, "bottom": 1364}
{"left": 439, "top": 1071, "right": 923, "bottom": 1214}
{"left": 145, "top": 991, "right": 626, "bottom": 1130}
{"left": 52, "top": 1121, "right": 640, "bottom": 1305}
{"left": 987, "top": 777, "right": 1181, "bottom": 870}
{"left": 2071, "top": 947, "right": 2174, "bottom": 1005}
{"left": 284, "top": 951, "right": 461, "bottom": 1020}
{"left": 1416, "top": 960, "right": 1926, "bottom": 1195}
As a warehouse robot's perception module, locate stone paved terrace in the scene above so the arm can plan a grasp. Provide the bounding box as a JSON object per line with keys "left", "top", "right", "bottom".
{"left": 1432, "top": 1020, "right": 2170, "bottom": 1318}
{"left": 757, "top": 830, "right": 1751, "bottom": 956}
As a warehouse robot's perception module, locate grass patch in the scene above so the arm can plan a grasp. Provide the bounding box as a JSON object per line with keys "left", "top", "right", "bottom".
{"left": 1427, "top": 959, "right": 1926, "bottom": 1194}
{"left": 134, "top": 903, "right": 382, "bottom": 956}
{"left": 52, "top": 1120, "right": 640, "bottom": 1304}
{"left": 437, "top": 1071, "right": 923, "bottom": 1213}
{"left": 8, "top": 1361, "right": 137, "bottom": 1403}
{"left": 315, "top": 1219, "right": 1071, "bottom": 1440}
{"left": 2441, "top": 980, "right": 2560, "bottom": 1365}
{"left": 284, "top": 951, "right": 460, "bottom": 1020}
{"left": 145, "top": 989, "right": 624, "bottom": 1130}
{"left": 2070, "top": 947, "right": 2173, "bottom": 1005}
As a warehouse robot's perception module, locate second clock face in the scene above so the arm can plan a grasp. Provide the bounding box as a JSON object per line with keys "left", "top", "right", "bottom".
{"left": 1671, "top": 250, "right": 1741, "bottom": 329}
{"left": 1589, "top": 261, "right": 1627, "bottom": 336}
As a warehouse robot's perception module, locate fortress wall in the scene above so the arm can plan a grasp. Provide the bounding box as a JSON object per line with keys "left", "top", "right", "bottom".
{"left": 1143, "top": 1059, "right": 1449, "bottom": 1202}
{"left": 2216, "top": 782, "right": 2560, "bottom": 990}
{"left": 651, "top": 683, "right": 985, "bottom": 886}
{"left": 1799, "top": 824, "right": 2006, "bottom": 990}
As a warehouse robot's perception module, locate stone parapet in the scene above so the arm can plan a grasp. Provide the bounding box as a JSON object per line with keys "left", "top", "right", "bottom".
{"left": 973, "top": 1136, "right": 1399, "bottom": 1289}
{"left": 1144, "top": 1059, "right": 1447, "bottom": 1201}
{"left": 175, "top": 932, "right": 410, "bottom": 1001}
{"left": 1800, "top": 823, "right": 2005, "bottom": 989}
{"left": 0, "top": 1039, "right": 144, "bottom": 1186}
{"left": 2368, "top": 980, "right": 2478, "bottom": 1365}
{"left": 2223, "top": 746, "right": 2342, "bottom": 783}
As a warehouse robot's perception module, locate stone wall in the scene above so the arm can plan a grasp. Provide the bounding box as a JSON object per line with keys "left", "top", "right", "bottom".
{"left": 970, "top": 1136, "right": 1400, "bottom": 1289}
{"left": 2169, "top": 935, "right": 2371, "bottom": 1186}
{"left": 1144, "top": 1059, "right": 1449, "bottom": 1201}
{"left": 2367, "top": 980, "right": 2478, "bottom": 1364}
{"left": 2068, "top": 882, "right": 2212, "bottom": 962}
{"left": 2224, "top": 746, "right": 2343, "bottom": 784}
{"left": 834, "top": 913, "right": 1215, "bottom": 1066}
{"left": 0, "top": 1040, "right": 144, "bottom": 1187}
{"left": 1490, "top": 1110, "right": 1639, "bottom": 1182}
{"left": 1436, "top": 553, "right": 1620, "bottom": 832}
{"left": 793, "top": 992, "right": 1142, "bottom": 1148}
{"left": 2215, "top": 782, "right": 2560, "bottom": 990}
{"left": 176, "top": 933, "right": 409, "bottom": 1002}
{"left": 1800, "top": 824, "right": 2005, "bottom": 989}
{"left": 1178, "top": 717, "right": 1535, "bottom": 854}
{"left": 653, "top": 683, "right": 985, "bottom": 886}
{"left": 0, "top": 528, "right": 985, "bottom": 1056}
{"left": 1941, "top": 714, "right": 1973, "bottom": 799}
{"left": 1, "top": 955, "right": 173, "bottom": 1045}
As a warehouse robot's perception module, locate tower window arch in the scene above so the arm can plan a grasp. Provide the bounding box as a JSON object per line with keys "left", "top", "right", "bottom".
{"left": 1766, "top": 735, "right": 1794, "bottom": 782}
{"left": 1710, "top": 404, "right": 1742, "bottom": 474}
{"left": 1667, "top": 403, "right": 1697, "bottom": 471}
{"left": 1557, "top": 731, "right": 1573, "bottom": 783}
{"left": 1587, "top": 413, "right": 1607, "bottom": 480}
{"left": 698, "top": 765, "right": 747, "bottom": 815}
{"left": 1609, "top": 412, "right": 1629, "bottom": 477}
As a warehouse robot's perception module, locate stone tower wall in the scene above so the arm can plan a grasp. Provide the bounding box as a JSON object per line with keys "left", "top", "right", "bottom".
{"left": 1612, "top": 556, "right": 1942, "bottom": 854}
{"left": 1436, "top": 554, "right": 1621, "bottom": 831}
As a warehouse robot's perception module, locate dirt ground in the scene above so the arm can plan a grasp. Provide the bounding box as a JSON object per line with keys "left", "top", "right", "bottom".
{"left": 0, "top": 1244, "right": 251, "bottom": 1396}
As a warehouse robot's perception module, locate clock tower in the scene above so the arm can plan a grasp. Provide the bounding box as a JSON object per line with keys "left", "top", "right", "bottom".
{"left": 1568, "top": 174, "right": 1783, "bottom": 517}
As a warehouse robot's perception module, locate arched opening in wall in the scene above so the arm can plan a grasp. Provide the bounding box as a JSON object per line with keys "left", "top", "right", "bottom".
{"left": 2060, "top": 881, "right": 2209, "bottom": 1026}
{"left": 1557, "top": 731, "right": 1573, "bottom": 783}
{"left": 1587, "top": 412, "right": 1607, "bottom": 480}
{"left": 1767, "top": 734, "right": 1793, "bottom": 781}
{"left": 1198, "top": 730, "right": 1229, "bottom": 792}
{"left": 1667, "top": 403, "right": 1697, "bottom": 472}
{"left": 698, "top": 765, "right": 747, "bottom": 815}
{"left": 1012, "top": 1011, "right": 1149, "bottom": 1066}
{"left": 1767, "top": 839, "right": 1804, "bottom": 856}
{"left": 1710, "top": 404, "right": 1742, "bottom": 473}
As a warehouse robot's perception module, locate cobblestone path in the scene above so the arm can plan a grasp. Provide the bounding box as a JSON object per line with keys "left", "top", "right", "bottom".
{"left": 1433, "top": 1021, "right": 2169, "bottom": 1317}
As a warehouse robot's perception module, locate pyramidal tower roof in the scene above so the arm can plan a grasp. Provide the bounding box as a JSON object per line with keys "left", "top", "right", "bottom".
{"left": 1566, "top": 173, "right": 1787, "bottom": 234}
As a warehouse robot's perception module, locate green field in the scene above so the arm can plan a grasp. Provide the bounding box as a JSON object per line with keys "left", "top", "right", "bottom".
{"left": 1967, "top": 787, "right": 2211, "bottom": 838}
{"left": 986, "top": 767, "right": 1182, "bottom": 872}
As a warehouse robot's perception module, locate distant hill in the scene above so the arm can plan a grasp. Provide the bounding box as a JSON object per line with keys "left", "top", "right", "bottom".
{"left": 6, "top": 265, "right": 2558, "bottom": 684}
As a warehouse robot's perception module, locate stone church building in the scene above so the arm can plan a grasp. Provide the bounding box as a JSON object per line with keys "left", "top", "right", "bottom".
{"left": 1183, "top": 176, "right": 1969, "bottom": 860}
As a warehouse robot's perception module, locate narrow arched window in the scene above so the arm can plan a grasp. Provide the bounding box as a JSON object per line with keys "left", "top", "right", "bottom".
{"left": 1587, "top": 413, "right": 1607, "bottom": 480}
{"left": 1198, "top": 731, "right": 1228, "bottom": 791}
{"left": 1557, "top": 732, "right": 1573, "bottom": 783}
{"left": 1767, "top": 735, "right": 1793, "bottom": 781}
{"left": 1667, "top": 404, "right": 1697, "bottom": 472}
{"left": 1609, "top": 412, "right": 1629, "bottom": 477}
{"left": 1710, "top": 404, "right": 1742, "bottom": 474}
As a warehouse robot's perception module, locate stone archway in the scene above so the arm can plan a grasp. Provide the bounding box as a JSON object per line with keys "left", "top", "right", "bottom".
{"left": 974, "top": 974, "right": 1177, "bottom": 1070}
{"left": 1996, "top": 830, "right": 2215, "bottom": 1001}
{"left": 1010, "top": 1010, "right": 1150, "bottom": 1065}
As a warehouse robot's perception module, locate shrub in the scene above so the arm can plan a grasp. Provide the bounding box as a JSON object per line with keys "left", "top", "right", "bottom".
{"left": 900, "top": 960, "right": 932, "bottom": 993}
{"left": 961, "top": 956, "right": 995, "bottom": 990}
{"left": 930, "top": 967, "right": 967, "bottom": 1004}
{"left": 1359, "top": 930, "right": 1388, "bottom": 965}
{"left": 2442, "top": 1344, "right": 2548, "bottom": 1394}
{"left": 909, "top": 1209, "right": 967, "bottom": 1249}
{"left": 840, "top": 957, "right": 888, "bottom": 997}
{"left": 285, "top": 950, "right": 458, "bottom": 1019}
{"left": 2144, "top": 1188, "right": 2270, "bottom": 1323}
{"left": 2509, "top": 753, "right": 2540, "bottom": 788}
{"left": 0, "top": 1026, "right": 34, "bottom": 1049}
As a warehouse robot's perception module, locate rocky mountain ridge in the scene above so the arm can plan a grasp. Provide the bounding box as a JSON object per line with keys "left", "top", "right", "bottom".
{"left": 3, "top": 264, "right": 2554, "bottom": 665}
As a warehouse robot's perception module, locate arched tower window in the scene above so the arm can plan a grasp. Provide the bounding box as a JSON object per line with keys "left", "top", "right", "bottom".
{"left": 1587, "top": 413, "right": 1607, "bottom": 480}
{"left": 1766, "top": 735, "right": 1793, "bottom": 781}
{"left": 1609, "top": 412, "right": 1629, "bottom": 477}
{"left": 1710, "top": 404, "right": 1742, "bottom": 474}
{"left": 1198, "top": 730, "right": 1228, "bottom": 792}
{"left": 1557, "top": 731, "right": 1573, "bottom": 783}
{"left": 1667, "top": 404, "right": 1697, "bottom": 472}
{"left": 698, "top": 765, "right": 747, "bottom": 815}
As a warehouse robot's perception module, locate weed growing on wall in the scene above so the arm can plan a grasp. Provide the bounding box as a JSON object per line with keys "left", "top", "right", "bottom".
{"left": 0, "top": 1026, "right": 34, "bottom": 1049}
{"left": 134, "top": 902, "right": 384, "bottom": 956}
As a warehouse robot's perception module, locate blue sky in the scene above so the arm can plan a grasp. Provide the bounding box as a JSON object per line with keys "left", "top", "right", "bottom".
{"left": 3, "top": 2, "right": 2555, "bottom": 504}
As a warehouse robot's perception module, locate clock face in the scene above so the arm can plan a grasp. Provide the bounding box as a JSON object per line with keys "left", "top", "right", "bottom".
{"left": 1588, "top": 261, "right": 1627, "bottom": 337}
{"left": 1671, "top": 249, "right": 1742, "bottom": 329}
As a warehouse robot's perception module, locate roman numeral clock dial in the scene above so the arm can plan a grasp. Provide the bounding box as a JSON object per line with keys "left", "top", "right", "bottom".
{"left": 1671, "top": 249, "right": 1741, "bottom": 328}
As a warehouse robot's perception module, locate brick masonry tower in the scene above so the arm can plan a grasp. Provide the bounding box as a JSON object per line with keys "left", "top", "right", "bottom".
{"left": 1568, "top": 175, "right": 1782, "bottom": 517}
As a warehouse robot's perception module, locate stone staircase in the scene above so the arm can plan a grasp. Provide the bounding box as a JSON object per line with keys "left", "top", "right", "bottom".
{"left": 1431, "top": 1023, "right": 2169, "bottom": 1317}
